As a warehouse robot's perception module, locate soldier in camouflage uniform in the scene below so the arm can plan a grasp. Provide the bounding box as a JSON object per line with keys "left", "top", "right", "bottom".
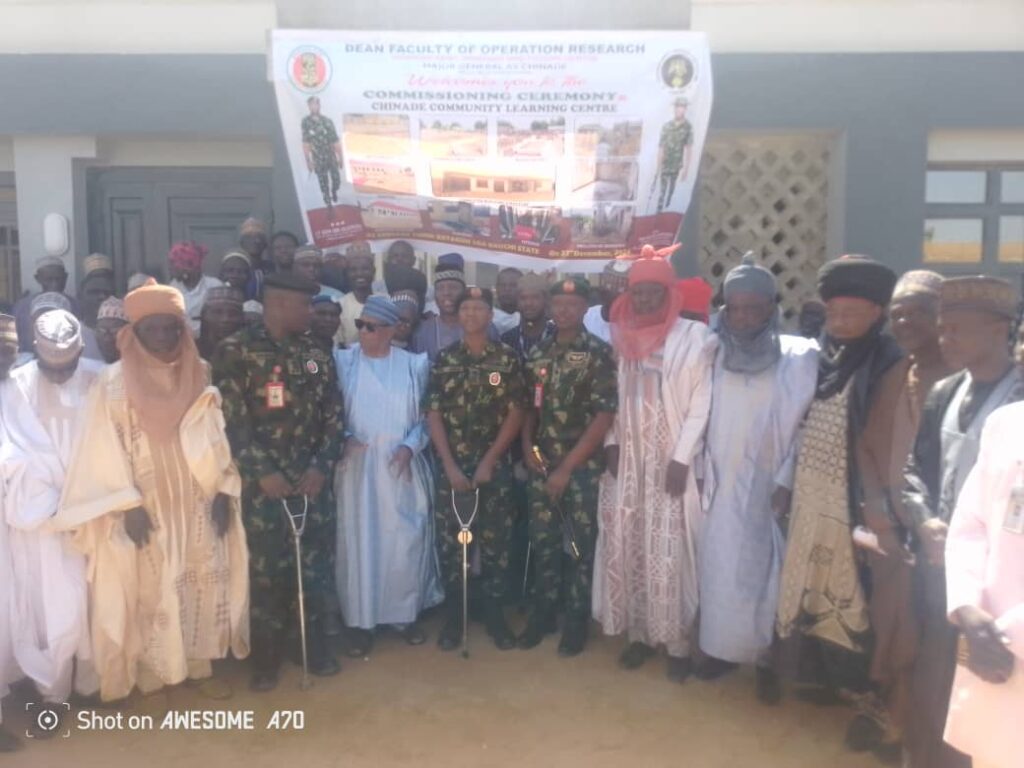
{"left": 212, "top": 272, "right": 343, "bottom": 691}
{"left": 518, "top": 278, "right": 617, "bottom": 656}
{"left": 426, "top": 286, "right": 528, "bottom": 651}
{"left": 656, "top": 97, "right": 694, "bottom": 213}
{"left": 302, "top": 96, "right": 343, "bottom": 208}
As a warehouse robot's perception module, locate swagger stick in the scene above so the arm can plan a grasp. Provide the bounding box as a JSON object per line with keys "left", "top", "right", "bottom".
{"left": 282, "top": 495, "right": 312, "bottom": 690}
{"left": 450, "top": 488, "right": 480, "bottom": 659}
{"left": 532, "top": 445, "right": 581, "bottom": 561}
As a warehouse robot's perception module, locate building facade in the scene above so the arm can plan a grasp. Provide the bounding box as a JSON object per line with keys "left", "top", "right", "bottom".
{"left": 0, "top": 0, "right": 1021, "bottom": 311}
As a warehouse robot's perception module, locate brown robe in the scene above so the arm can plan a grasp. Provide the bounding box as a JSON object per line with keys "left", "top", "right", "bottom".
{"left": 856, "top": 355, "right": 952, "bottom": 741}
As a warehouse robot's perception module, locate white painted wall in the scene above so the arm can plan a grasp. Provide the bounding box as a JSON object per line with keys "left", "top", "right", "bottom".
{"left": 12, "top": 136, "right": 97, "bottom": 291}
{"left": 0, "top": 139, "right": 13, "bottom": 172}
{"left": 928, "top": 130, "right": 1024, "bottom": 163}
{"left": 98, "top": 139, "right": 274, "bottom": 167}
{"left": 0, "top": 0, "right": 276, "bottom": 54}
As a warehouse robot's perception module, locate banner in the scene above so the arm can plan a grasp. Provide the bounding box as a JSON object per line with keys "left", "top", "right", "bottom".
{"left": 270, "top": 30, "right": 712, "bottom": 271}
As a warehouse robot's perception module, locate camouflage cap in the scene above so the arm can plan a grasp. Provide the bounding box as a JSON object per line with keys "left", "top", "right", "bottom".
{"left": 550, "top": 277, "right": 592, "bottom": 301}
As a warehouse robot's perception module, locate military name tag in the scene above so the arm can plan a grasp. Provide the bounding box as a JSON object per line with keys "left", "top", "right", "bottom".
{"left": 1005, "top": 485, "right": 1024, "bottom": 534}
{"left": 534, "top": 383, "right": 544, "bottom": 408}
{"left": 266, "top": 381, "right": 286, "bottom": 409}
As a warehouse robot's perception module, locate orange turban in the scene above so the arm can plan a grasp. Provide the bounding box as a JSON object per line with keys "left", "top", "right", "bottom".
{"left": 124, "top": 278, "right": 186, "bottom": 322}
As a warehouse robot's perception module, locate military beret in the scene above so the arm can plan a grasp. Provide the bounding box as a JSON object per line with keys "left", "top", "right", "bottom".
{"left": 550, "top": 277, "right": 592, "bottom": 301}
{"left": 455, "top": 285, "right": 493, "bottom": 310}
{"left": 263, "top": 272, "right": 319, "bottom": 296}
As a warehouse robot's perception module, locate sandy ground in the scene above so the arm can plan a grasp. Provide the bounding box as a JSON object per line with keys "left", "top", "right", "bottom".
{"left": 4, "top": 615, "right": 879, "bottom": 768}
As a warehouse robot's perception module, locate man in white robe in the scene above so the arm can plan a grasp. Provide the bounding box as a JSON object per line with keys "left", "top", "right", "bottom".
{"left": 53, "top": 280, "right": 248, "bottom": 702}
{"left": 943, "top": 400, "right": 1024, "bottom": 768}
{"left": 593, "top": 247, "right": 713, "bottom": 682}
{"left": 697, "top": 255, "right": 818, "bottom": 702}
{"left": 0, "top": 310, "right": 102, "bottom": 733}
{"left": 334, "top": 297, "right": 442, "bottom": 657}
{"left": 0, "top": 314, "right": 22, "bottom": 752}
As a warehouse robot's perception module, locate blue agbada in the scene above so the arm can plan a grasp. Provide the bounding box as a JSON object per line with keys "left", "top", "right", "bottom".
{"left": 333, "top": 345, "right": 443, "bottom": 628}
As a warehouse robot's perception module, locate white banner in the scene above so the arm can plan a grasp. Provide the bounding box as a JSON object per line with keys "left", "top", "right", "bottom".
{"left": 270, "top": 30, "right": 712, "bottom": 271}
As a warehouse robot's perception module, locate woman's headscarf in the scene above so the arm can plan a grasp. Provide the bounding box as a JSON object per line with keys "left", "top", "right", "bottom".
{"left": 118, "top": 279, "right": 206, "bottom": 443}
{"left": 610, "top": 244, "right": 684, "bottom": 361}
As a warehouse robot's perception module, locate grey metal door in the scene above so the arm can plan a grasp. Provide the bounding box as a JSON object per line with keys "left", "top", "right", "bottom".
{"left": 87, "top": 167, "right": 272, "bottom": 290}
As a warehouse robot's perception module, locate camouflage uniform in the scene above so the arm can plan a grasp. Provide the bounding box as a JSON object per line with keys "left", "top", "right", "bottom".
{"left": 524, "top": 330, "right": 617, "bottom": 619}
{"left": 426, "top": 341, "right": 528, "bottom": 600}
{"left": 211, "top": 323, "right": 343, "bottom": 673}
{"left": 301, "top": 113, "right": 341, "bottom": 206}
{"left": 657, "top": 118, "right": 693, "bottom": 212}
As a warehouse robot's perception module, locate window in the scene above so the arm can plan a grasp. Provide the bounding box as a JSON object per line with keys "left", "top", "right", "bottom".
{"left": 924, "top": 165, "right": 1024, "bottom": 266}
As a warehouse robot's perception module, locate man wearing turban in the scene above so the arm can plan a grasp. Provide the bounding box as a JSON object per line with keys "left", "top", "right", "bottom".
{"left": 55, "top": 280, "right": 249, "bottom": 702}
{"left": 333, "top": 296, "right": 442, "bottom": 657}
{"left": 0, "top": 309, "right": 103, "bottom": 734}
{"left": 168, "top": 240, "right": 223, "bottom": 337}
{"left": 593, "top": 245, "right": 713, "bottom": 681}
{"left": 697, "top": 254, "right": 818, "bottom": 703}
{"left": 776, "top": 255, "right": 905, "bottom": 756}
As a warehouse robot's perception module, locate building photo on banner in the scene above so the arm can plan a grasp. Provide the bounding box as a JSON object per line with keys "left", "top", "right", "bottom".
{"left": 271, "top": 30, "right": 713, "bottom": 272}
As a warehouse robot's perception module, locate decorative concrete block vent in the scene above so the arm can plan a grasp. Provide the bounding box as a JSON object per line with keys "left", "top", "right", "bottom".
{"left": 699, "top": 134, "right": 831, "bottom": 320}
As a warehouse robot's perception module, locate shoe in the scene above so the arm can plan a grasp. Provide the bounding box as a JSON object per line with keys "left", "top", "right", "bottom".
{"left": 323, "top": 610, "right": 343, "bottom": 638}
{"left": 0, "top": 726, "right": 21, "bottom": 753}
{"left": 694, "top": 656, "right": 739, "bottom": 681}
{"left": 345, "top": 628, "right": 373, "bottom": 658}
{"left": 310, "top": 655, "right": 341, "bottom": 678}
{"left": 484, "top": 602, "right": 516, "bottom": 651}
{"left": 437, "top": 602, "right": 463, "bottom": 652}
{"left": 755, "top": 667, "right": 782, "bottom": 705}
{"left": 845, "top": 714, "right": 884, "bottom": 753}
{"left": 398, "top": 622, "right": 427, "bottom": 646}
{"left": 619, "top": 641, "right": 656, "bottom": 670}
{"left": 666, "top": 655, "right": 693, "bottom": 684}
{"left": 557, "top": 618, "right": 588, "bottom": 657}
{"left": 249, "top": 671, "right": 278, "bottom": 692}
{"left": 517, "top": 607, "right": 556, "bottom": 650}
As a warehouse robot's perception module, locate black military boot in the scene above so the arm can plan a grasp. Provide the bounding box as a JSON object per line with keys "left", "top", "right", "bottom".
{"left": 517, "top": 604, "right": 557, "bottom": 650}
{"left": 437, "top": 598, "right": 463, "bottom": 652}
{"left": 484, "top": 601, "right": 516, "bottom": 650}
{"left": 249, "top": 632, "right": 283, "bottom": 692}
{"left": 306, "top": 621, "right": 341, "bottom": 678}
{"left": 557, "top": 616, "right": 589, "bottom": 657}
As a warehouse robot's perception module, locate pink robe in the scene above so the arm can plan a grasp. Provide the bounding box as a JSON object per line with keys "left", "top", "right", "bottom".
{"left": 944, "top": 401, "right": 1024, "bottom": 768}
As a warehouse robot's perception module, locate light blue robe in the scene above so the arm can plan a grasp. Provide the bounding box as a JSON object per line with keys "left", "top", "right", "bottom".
{"left": 333, "top": 346, "right": 443, "bottom": 628}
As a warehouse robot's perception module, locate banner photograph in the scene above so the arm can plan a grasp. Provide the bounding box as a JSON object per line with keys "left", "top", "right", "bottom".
{"left": 270, "top": 30, "right": 712, "bottom": 271}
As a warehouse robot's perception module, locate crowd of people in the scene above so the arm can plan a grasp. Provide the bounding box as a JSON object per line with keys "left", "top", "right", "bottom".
{"left": 0, "top": 217, "right": 1020, "bottom": 768}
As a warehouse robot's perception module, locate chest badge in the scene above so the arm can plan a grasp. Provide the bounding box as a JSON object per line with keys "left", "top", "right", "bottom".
{"left": 306, "top": 359, "right": 319, "bottom": 374}
{"left": 489, "top": 371, "right": 502, "bottom": 386}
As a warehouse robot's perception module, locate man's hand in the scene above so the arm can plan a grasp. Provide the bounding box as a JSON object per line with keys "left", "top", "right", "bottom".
{"left": 605, "top": 445, "right": 620, "bottom": 479}
{"left": 665, "top": 461, "right": 689, "bottom": 498}
{"left": 918, "top": 518, "right": 949, "bottom": 567}
{"left": 341, "top": 436, "right": 367, "bottom": 465}
{"left": 956, "top": 606, "right": 1015, "bottom": 684}
{"left": 389, "top": 445, "right": 414, "bottom": 481}
{"left": 259, "top": 472, "right": 294, "bottom": 500}
{"left": 771, "top": 486, "right": 793, "bottom": 520}
{"left": 445, "top": 462, "right": 473, "bottom": 493}
{"left": 472, "top": 459, "right": 496, "bottom": 488}
{"left": 545, "top": 466, "right": 572, "bottom": 501}
{"left": 211, "top": 493, "right": 231, "bottom": 538}
{"left": 124, "top": 507, "right": 153, "bottom": 548}
{"left": 295, "top": 467, "right": 327, "bottom": 498}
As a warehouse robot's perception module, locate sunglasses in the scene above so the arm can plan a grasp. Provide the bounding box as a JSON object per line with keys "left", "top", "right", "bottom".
{"left": 355, "top": 319, "right": 390, "bottom": 332}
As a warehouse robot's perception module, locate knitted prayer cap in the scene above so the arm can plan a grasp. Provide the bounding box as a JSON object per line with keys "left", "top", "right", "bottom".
{"left": 31, "top": 291, "right": 72, "bottom": 318}
{"left": 940, "top": 276, "right": 1018, "bottom": 320}
{"left": 361, "top": 296, "right": 401, "bottom": 326}
{"left": 0, "top": 314, "right": 17, "bottom": 346}
{"left": 97, "top": 296, "right": 128, "bottom": 322}
{"left": 34, "top": 309, "right": 83, "bottom": 367}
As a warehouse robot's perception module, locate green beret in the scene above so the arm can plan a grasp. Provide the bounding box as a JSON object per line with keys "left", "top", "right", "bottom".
{"left": 550, "top": 278, "right": 591, "bottom": 301}
{"left": 263, "top": 272, "right": 319, "bottom": 296}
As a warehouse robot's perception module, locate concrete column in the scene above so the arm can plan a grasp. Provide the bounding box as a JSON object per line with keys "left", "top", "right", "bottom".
{"left": 12, "top": 135, "right": 97, "bottom": 293}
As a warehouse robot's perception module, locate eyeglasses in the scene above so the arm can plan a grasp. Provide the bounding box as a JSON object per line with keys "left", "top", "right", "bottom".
{"left": 355, "top": 319, "right": 390, "bottom": 332}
